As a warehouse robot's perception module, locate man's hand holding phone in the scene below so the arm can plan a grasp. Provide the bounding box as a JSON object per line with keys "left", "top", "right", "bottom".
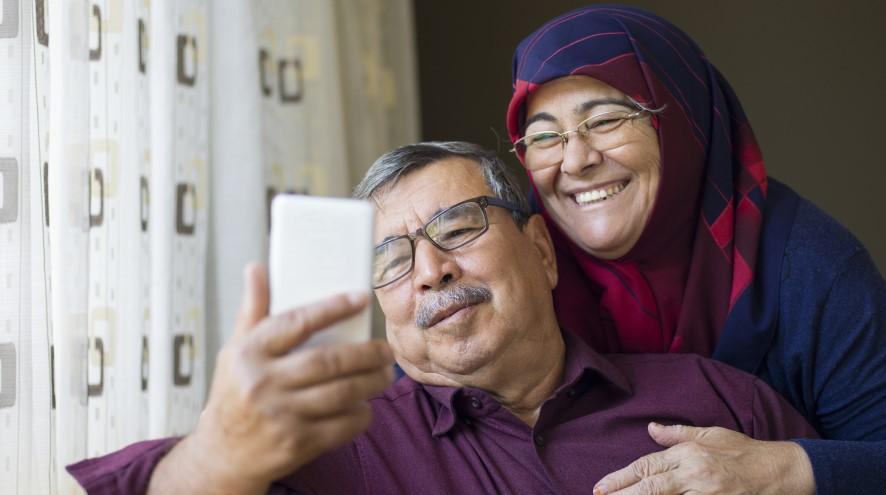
{"left": 149, "top": 264, "right": 394, "bottom": 495}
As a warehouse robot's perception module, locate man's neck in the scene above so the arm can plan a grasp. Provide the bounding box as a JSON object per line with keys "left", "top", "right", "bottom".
{"left": 488, "top": 331, "right": 565, "bottom": 426}
{"left": 402, "top": 321, "right": 567, "bottom": 427}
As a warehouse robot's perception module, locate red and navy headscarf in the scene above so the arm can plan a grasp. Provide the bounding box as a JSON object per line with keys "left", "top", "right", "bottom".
{"left": 506, "top": 5, "right": 769, "bottom": 356}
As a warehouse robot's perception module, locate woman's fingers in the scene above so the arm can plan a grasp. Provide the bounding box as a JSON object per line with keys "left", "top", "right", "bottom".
{"left": 594, "top": 449, "right": 678, "bottom": 494}
{"left": 605, "top": 473, "right": 679, "bottom": 495}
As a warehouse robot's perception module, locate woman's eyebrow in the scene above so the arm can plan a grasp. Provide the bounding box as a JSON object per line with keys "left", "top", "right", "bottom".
{"left": 523, "top": 97, "right": 633, "bottom": 132}
{"left": 523, "top": 112, "right": 556, "bottom": 131}
{"left": 574, "top": 97, "right": 633, "bottom": 116}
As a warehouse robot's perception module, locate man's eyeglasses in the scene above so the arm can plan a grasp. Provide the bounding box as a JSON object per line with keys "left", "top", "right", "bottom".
{"left": 372, "top": 196, "right": 526, "bottom": 289}
{"left": 511, "top": 99, "right": 661, "bottom": 171}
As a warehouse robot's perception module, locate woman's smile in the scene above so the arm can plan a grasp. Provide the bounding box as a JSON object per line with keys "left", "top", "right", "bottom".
{"left": 569, "top": 179, "right": 631, "bottom": 206}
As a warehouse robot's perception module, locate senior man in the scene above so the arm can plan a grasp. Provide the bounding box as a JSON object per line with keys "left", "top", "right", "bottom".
{"left": 68, "top": 142, "right": 816, "bottom": 494}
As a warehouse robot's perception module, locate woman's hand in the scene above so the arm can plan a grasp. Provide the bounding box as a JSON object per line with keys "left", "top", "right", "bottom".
{"left": 594, "top": 423, "right": 815, "bottom": 495}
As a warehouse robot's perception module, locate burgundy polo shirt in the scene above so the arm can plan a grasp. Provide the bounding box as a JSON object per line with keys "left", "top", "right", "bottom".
{"left": 68, "top": 331, "right": 817, "bottom": 494}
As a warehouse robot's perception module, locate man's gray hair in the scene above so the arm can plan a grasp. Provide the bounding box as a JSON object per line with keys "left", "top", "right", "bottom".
{"left": 353, "top": 141, "right": 531, "bottom": 226}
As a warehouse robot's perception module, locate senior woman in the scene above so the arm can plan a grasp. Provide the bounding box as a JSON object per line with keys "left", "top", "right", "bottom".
{"left": 505, "top": 5, "right": 885, "bottom": 495}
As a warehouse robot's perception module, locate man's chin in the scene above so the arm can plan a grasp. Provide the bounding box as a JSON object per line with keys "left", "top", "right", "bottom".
{"left": 428, "top": 341, "right": 495, "bottom": 376}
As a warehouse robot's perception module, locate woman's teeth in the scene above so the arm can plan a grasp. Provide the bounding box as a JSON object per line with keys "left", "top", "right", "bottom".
{"left": 574, "top": 182, "right": 627, "bottom": 205}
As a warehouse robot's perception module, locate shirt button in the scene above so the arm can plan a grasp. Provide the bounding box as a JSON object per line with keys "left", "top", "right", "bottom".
{"left": 470, "top": 397, "right": 482, "bottom": 409}
{"left": 534, "top": 434, "right": 545, "bottom": 447}
{"left": 566, "top": 388, "right": 577, "bottom": 398}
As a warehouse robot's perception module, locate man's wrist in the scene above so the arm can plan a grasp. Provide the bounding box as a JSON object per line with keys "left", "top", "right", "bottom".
{"left": 148, "top": 432, "right": 269, "bottom": 495}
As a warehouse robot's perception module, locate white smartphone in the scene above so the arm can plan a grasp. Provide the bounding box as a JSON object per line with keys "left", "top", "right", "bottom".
{"left": 269, "top": 195, "right": 375, "bottom": 348}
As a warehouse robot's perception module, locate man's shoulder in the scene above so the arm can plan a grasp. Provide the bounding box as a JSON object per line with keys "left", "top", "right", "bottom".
{"left": 606, "top": 351, "right": 751, "bottom": 370}
{"left": 600, "top": 353, "right": 808, "bottom": 437}
{"left": 605, "top": 353, "right": 759, "bottom": 397}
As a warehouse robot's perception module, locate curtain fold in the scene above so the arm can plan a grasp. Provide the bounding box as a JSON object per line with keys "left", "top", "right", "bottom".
{"left": 1, "top": 0, "right": 419, "bottom": 492}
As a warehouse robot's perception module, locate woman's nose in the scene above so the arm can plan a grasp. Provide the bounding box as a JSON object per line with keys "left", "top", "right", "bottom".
{"left": 560, "top": 134, "right": 603, "bottom": 176}
{"left": 410, "top": 239, "right": 460, "bottom": 292}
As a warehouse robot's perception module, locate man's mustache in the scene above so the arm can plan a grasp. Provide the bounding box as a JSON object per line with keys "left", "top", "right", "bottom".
{"left": 415, "top": 285, "right": 492, "bottom": 329}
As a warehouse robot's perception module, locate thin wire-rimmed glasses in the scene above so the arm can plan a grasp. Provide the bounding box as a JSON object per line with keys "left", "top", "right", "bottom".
{"left": 372, "top": 196, "right": 527, "bottom": 289}
{"left": 511, "top": 99, "right": 662, "bottom": 171}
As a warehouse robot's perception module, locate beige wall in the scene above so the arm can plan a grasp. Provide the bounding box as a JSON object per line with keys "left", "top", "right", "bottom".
{"left": 414, "top": 0, "right": 886, "bottom": 272}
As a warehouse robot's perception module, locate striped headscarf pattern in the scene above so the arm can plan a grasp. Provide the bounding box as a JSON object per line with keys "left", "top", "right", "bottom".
{"left": 506, "top": 5, "right": 767, "bottom": 355}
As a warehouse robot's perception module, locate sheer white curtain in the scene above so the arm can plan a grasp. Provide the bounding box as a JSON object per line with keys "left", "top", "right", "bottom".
{"left": 0, "top": 0, "right": 418, "bottom": 493}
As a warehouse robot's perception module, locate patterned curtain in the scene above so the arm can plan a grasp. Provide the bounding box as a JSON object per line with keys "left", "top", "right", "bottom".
{"left": 0, "top": 0, "right": 418, "bottom": 493}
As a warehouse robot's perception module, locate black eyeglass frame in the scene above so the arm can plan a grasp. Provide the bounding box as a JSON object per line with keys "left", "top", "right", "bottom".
{"left": 372, "top": 195, "right": 527, "bottom": 289}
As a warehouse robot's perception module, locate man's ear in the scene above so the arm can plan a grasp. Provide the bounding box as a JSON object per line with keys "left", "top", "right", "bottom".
{"left": 523, "top": 214, "right": 558, "bottom": 289}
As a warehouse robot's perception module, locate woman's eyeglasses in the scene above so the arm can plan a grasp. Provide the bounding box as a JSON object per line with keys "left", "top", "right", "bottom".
{"left": 512, "top": 99, "right": 663, "bottom": 171}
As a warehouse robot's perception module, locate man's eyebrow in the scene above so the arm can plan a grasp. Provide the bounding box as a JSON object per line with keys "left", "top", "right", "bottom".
{"left": 522, "top": 97, "right": 635, "bottom": 133}
{"left": 378, "top": 234, "right": 401, "bottom": 245}
{"left": 376, "top": 204, "right": 450, "bottom": 246}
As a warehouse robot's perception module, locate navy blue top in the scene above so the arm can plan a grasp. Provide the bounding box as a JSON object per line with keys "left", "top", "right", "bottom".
{"left": 715, "top": 179, "right": 886, "bottom": 494}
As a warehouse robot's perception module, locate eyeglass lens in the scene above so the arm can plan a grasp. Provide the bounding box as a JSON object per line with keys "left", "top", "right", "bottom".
{"left": 520, "top": 108, "right": 644, "bottom": 170}
{"left": 372, "top": 201, "right": 488, "bottom": 287}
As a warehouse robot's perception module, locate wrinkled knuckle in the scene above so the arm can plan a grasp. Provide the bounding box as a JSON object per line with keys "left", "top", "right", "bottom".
{"left": 704, "top": 426, "right": 727, "bottom": 439}
{"left": 630, "top": 458, "right": 652, "bottom": 478}
{"left": 285, "top": 308, "right": 309, "bottom": 334}
{"left": 301, "top": 349, "right": 330, "bottom": 376}
{"left": 639, "top": 477, "right": 666, "bottom": 495}
{"left": 321, "top": 349, "right": 346, "bottom": 377}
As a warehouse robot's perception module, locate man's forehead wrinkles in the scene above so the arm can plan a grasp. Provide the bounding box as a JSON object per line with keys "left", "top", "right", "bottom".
{"left": 375, "top": 194, "right": 435, "bottom": 242}
{"left": 372, "top": 159, "right": 492, "bottom": 241}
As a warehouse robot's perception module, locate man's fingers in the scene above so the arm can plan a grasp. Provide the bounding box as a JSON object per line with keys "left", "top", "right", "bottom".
{"left": 594, "top": 451, "right": 678, "bottom": 494}
{"left": 234, "top": 263, "right": 270, "bottom": 336}
{"left": 283, "top": 368, "right": 393, "bottom": 418}
{"left": 270, "top": 340, "right": 394, "bottom": 388}
{"left": 255, "top": 292, "right": 370, "bottom": 355}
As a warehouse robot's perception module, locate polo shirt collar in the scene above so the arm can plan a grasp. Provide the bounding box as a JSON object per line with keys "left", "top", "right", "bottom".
{"left": 421, "top": 328, "right": 633, "bottom": 437}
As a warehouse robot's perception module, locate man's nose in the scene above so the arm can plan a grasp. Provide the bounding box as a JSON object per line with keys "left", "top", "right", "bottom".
{"left": 411, "top": 238, "right": 460, "bottom": 291}
{"left": 560, "top": 134, "right": 603, "bottom": 176}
